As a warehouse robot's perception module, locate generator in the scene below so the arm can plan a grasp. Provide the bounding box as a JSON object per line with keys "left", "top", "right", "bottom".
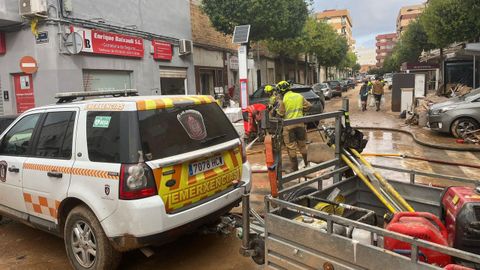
{"left": 385, "top": 212, "right": 451, "bottom": 267}
{"left": 442, "top": 186, "right": 480, "bottom": 258}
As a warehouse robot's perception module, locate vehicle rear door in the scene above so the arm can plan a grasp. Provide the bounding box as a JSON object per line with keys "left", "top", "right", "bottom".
{"left": 138, "top": 102, "right": 243, "bottom": 213}
{"left": 22, "top": 109, "right": 78, "bottom": 223}
{"left": 0, "top": 112, "right": 43, "bottom": 213}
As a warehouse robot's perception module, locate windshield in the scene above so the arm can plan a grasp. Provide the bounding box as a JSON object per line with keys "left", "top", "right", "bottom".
{"left": 138, "top": 103, "right": 239, "bottom": 160}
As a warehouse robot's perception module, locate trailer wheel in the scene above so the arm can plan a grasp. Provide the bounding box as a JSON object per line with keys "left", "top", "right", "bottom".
{"left": 250, "top": 236, "right": 265, "bottom": 265}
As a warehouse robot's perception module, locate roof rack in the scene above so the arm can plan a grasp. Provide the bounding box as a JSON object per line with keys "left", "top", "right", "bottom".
{"left": 55, "top": 89, "right": 139, "bottom": 103}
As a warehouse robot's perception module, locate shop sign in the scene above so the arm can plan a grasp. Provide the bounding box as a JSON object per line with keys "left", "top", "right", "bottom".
{"left": 229, "top": 56, "right": 239, "bottom": 70}
{"left": 75, "top": 28, "right": 144, "bottom": 58}
{"left": 152, "top": 40, "right": 172, "bottom": 61}
{"left": 0, "top": 32, "right": 6, "bottom": 55}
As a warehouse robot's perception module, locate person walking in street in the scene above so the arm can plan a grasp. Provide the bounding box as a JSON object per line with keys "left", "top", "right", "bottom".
{"left": 372, "top": 78, "right": 385, "bottom": 111}
{"left": 359, "top": 80, "right": 369, "bottom": 111}
{"left": 276, "top": 80, "right": 312, "bottom": 172}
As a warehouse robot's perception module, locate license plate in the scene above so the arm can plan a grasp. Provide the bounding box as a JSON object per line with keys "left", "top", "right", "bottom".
{"left": 189, "top": 155, "right": 224, "bottom": 176}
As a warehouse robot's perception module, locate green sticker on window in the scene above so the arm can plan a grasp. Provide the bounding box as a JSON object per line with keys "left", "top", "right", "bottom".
{"left": 93, "top": 116, "right": 111, "bottom": 128}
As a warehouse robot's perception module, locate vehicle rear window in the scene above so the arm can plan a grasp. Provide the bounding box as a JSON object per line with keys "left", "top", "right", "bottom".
{"left": 138, "top": 103, "right": 239, "bottom": 160}
{"left": 86, "top": 111, "right": 142, "bottom": 163}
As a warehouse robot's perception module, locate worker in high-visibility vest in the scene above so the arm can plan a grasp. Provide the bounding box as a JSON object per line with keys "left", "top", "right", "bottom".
{"left": 276, "top": 80, "right": 312, "bottom": 172}
{"left": 264, "top": 84, "right": 279, "bottom": 113}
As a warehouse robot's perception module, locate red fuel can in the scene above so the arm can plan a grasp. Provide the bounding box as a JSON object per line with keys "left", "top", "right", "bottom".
{"left": 385, "top": 212, "right": 451, "bottom": 267}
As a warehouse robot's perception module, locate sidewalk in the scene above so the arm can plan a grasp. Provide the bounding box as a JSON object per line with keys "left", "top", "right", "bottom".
{"left": 326, "top": 86, "right": 480, "bottom": 152}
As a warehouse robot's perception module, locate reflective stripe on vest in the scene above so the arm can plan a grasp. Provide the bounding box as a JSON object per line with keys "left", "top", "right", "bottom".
{"left": 283, "top": 91, "right": 304, "bottom": 119}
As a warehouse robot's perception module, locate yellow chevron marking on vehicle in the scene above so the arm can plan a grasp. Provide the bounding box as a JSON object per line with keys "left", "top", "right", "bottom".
{"left": 136, "top": 96, "right": 215, "bottom": 111}
{"left": 23, "top": 163, "right": 118, "bottom": 180}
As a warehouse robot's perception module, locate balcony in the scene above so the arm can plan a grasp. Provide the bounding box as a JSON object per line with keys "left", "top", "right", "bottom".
{"left": 0, "top": 0, "right": 22, "bottom": 28}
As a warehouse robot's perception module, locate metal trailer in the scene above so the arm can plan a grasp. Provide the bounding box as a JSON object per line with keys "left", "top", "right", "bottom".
{"left": 239, "top": 100, "right": 480, "bottom": 269}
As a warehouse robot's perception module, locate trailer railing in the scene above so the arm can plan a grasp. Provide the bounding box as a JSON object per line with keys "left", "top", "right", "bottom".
{"left": 266, "top": 196, "right": 480, "bottom": 265}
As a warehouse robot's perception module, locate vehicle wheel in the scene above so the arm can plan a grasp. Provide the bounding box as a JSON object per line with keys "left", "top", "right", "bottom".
{"left": 64, "top": 205, "right": 121, "bottom": 270}
{"left": 451, "top": 118, "right": 480, "bottom": 138}
{"left": 250, "top": 236, "right": 265, "bottom": 265}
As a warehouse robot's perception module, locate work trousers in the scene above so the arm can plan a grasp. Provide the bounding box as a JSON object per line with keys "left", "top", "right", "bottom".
{"left": 283, "top": 124, "right": 307, "bottom": 159}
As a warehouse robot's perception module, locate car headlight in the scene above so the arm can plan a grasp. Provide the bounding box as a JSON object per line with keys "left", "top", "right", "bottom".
{"left": 431, "top": 105, "right": 457, "bottom": 115}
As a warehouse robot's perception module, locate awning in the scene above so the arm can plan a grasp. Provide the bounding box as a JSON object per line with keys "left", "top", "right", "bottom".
{"left": 160, "top": 67, "right": 187, "bottom": 78}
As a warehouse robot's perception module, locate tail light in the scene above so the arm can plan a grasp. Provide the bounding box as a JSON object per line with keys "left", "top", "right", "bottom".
{"left": 119, "top": 163, "right": 157, "bottom": 200}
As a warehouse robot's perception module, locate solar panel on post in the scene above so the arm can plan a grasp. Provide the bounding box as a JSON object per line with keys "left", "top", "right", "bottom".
{"left": 232, "top": 25, "right": 251, "bottom": 44}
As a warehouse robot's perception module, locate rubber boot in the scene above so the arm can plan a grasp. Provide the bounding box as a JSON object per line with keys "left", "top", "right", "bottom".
{"left": 302, "top": 154, "right": 308, "bottom": 167}
{"left": 290, "top": 157, "right": 299, "bottom": 172}
{"left": 376, "top": 102, "right": 380, "bottom": 112}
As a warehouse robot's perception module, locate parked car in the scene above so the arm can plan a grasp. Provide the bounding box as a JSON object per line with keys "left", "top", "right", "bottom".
{"left": 344, "top": 79, "right": 356, "bottom": 89}
{"left": 0, "top": 115, "right": 17, "bottom": 134}
{"left": 250, "top": 84, "right": 325, "bottom": 115}
{"left": 0, "top": 90, "right": 252, "bottom": 269}
{"left": 313, "top": 83, "right": 341, "bottom": 99}
{"left": 428, "top": 88, "right": 480, "bottom": 138}
{"left": 384, "top": 73, "right": 393, "bottom": 88}
{"left": 339, "top": 80, "right": 349, "bottom": 92}
{"left": 324, "top": 81, "right": 343, "bottom": 95}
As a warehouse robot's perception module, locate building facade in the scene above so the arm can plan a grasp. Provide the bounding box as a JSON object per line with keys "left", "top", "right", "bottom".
{"left": 0, "top": 0, "right": 195, "bottom": 115}
{"left": 397, "top": 4, "right": 425, "bottom": 36}
{"left": 375, "top": 33, "right": 397, "bottom": 67}
{"left": 316, "top": 9, "right": 355, "bottom": 51}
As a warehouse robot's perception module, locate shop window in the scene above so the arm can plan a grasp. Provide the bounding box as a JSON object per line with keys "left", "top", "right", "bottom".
{"left": 83, "top": 70, "right": 132, "bottom": 91}
{"left": 161, "top": 78, "right": 186, "bottom": 95}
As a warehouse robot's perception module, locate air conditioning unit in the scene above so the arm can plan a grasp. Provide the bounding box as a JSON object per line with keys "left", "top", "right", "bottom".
{"left": 179, "top": 39, "right": 192, "bottom": 55}
{"left": 19, "top": 0, "right": 47, "bottom": 16}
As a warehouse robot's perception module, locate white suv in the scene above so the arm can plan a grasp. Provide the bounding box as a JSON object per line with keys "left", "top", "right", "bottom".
{"left": 0, "top": 90, "right": 251, "bottom": 269}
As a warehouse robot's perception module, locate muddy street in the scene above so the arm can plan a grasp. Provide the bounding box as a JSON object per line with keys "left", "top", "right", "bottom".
{"left": 1, "top": 86, "right": 480, "bottom": 270}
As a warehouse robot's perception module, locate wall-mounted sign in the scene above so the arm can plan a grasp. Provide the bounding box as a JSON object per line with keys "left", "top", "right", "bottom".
{"left": 36, "top": 31, "right": 49, "bottom": 44}
{"left": 19, "top": 56, "right": 38, "bottom": 74}
{"left": 152, "top": 40, "right": 172, "bottom": 61}
{"left": 0, "top": 32, "right": 5, "bottom": 55}
{"left": 74, "top": 27, "right": 144, "bottom": 58}
{"left": 229, "top": 56, "right": 239, "bottom": 70}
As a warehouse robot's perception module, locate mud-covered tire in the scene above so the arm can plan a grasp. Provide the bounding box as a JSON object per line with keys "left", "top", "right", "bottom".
{"left": 451, "top": 117, "right": 480, "bottom": 138}
{"left": 64, "top": 205, "right": 121, "bottom": 270}
{"left": 250, "top": 236, "right": 265, "bottom": 265}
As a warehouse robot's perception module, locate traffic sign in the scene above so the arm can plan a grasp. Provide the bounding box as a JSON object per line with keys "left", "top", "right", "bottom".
{"left": 19, "top": 56, "right": 38, "bottom": 74}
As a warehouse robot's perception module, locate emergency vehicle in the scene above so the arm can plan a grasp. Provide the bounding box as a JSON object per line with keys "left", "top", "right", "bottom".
{"left": 0, "top": 90, "right": 252, "bottom": 269}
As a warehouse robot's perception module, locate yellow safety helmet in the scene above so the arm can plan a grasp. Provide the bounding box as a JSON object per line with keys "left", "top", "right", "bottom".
{"left": 264, "top": 85, "right": 275, "bottom": 94}
{"left": 277, "top": 81, "right": 291, "bottom": 92}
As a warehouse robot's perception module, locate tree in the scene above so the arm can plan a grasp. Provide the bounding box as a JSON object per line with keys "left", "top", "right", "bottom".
{"left": 201, "top": 0, "right": 309, "bottom": 42}
{"left": 396, "top": 20, "right": 434, "bottom": 64}
{"left": 422, "top": 0, "right": 480, "bottom": 48}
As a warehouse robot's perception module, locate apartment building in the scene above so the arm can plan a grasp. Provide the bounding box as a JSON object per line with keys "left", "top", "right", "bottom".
{"left": 397, "top": 4, "right": 425, "bottom": 36}
{"left": 316, "top": 9, "right": 355, "bottom": 50}
{"left": 375, "top": 33, "right": 397, "bottom": 67}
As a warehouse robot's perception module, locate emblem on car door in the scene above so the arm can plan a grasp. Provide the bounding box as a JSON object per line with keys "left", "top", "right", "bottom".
{"left": 104, "top": 184, "right": 110, "bottom": 196}
{"left": 0, "top": 161, "right": 7, "bottom": 182}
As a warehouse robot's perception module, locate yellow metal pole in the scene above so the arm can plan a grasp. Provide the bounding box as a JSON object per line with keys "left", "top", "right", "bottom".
{"left": 350, "top": 148, "right": 415, "bottom": 212}
{"left": 341, "top": 154, "right": 398, "bottom": 213}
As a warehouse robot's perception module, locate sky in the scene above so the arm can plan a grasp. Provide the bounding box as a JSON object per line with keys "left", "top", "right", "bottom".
{"left": 313, "top": 0, "right": 425, "bottom": 64}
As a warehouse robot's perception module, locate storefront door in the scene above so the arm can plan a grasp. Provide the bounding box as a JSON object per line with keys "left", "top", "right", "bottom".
{"left": 13, "top": 74, "right": 35, "bottom": 114}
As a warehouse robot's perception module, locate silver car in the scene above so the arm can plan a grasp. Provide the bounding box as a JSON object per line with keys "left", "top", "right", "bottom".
{"left": 428, "top": 88, "right": 480, "bottom": 138}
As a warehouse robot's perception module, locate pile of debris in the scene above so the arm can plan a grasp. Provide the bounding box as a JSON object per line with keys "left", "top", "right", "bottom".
{"left": 446, "top": 83, "right": 472, "bottom": 98}
{"left": 405, "top": 93, "right": 449, "bottom": 126}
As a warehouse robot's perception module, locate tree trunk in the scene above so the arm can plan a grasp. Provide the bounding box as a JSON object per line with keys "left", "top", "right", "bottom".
{"left": 304, "top": 54, "right": 308, "bottom": 84}
{"left": 294, "top": 56, "right": 298, "bottom": 83}
{"left": 326, "top": 66, "right": 329, "bottom": 80}
{"left": 281, "top": 56, "right": 286, "bottom": 81}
